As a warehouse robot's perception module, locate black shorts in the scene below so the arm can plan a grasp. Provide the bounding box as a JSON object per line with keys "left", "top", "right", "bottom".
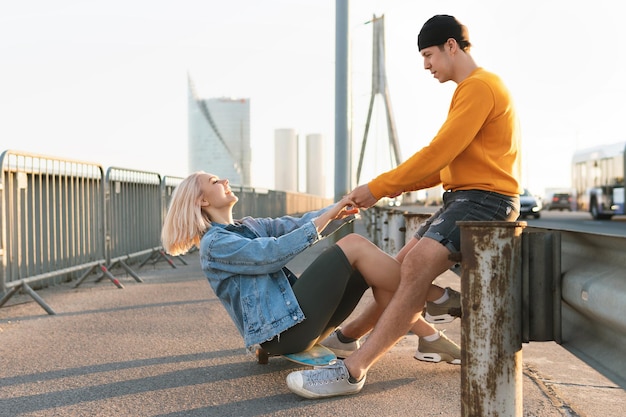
{"left": 417, "top": 190, "right": 520, "bottom": 253}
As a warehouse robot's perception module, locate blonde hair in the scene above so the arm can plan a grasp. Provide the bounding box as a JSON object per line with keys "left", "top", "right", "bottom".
{"left": 161, "top": 172, "right": 212, "bottom": 255}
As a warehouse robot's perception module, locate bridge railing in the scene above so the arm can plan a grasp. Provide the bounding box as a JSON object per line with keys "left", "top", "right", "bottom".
{"left": 0, "top": 150, "right": 331, "bottom": 313}
{"left": 0, "top": 151, "right": 106, "bottom": 294}
{"left": 105, "top": 167, "right": 163, "bottom": 266}
{"left": 366, "top": 205, "right": 626, "bottom": 397}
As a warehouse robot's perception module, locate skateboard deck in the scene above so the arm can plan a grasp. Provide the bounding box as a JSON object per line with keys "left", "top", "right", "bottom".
{"left": 256, "top": 344, "right": 337, "bottom": 366}
{"left": 283, "top": 344, "right": 337, "bottom": 366}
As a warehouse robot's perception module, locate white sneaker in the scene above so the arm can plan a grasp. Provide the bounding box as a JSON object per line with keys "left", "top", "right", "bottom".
{"left": 319, "top": 329, "right": 360, "bottom": 358}
{"left": 286, "top": 359, "right": 365, "bottom": 399}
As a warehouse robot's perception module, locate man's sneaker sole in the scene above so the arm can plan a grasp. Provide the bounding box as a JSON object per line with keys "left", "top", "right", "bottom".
{"left": 424, "top": 302, "right": 462, "bottom": 324}
{"left": 424, "top": 312, "right": 456, "bottom": 324}
{"left": 414, "top": 350, "right": 461, "bottom": 365}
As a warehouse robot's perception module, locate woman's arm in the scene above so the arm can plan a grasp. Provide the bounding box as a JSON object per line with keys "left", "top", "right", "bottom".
{"left": 204, "top": 197, "right": 357, "bottom": 278}
{"left": 311, "top": 195, "right": 358, "bottom": 234}
{"left": 253, "top": 197, "right": 357, "bottom": 238}
{"left": 203, "top": 222, "right": 319, "bottom": 276}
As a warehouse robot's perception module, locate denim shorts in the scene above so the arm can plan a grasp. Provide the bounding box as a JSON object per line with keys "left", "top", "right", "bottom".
{"left": 416, "top": 190, "right": 520, "bottom": 253}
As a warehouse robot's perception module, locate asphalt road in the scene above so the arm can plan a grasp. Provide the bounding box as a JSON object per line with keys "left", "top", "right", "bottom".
{"left": 522, "top": 209, "right": 626, "bottom": 235}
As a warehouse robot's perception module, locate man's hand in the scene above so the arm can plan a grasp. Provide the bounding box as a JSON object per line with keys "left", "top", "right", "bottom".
{"left": 347, "top": 184, "right": 378, "bottom": 208}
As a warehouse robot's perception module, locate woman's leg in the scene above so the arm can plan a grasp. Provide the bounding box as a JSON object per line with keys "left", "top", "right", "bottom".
{"left": 261, "top": 244, "right": 369, "bottom": 355}
{"left": 334, "top": 234, "right": 401, "bottom": 308}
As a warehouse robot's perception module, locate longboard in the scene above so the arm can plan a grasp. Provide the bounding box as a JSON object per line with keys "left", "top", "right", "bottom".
{"left": 256, "top": 344, "right": 337, "bottom": 366}
{"left": 320, "top": 212, "right": 359, "bottom": 237}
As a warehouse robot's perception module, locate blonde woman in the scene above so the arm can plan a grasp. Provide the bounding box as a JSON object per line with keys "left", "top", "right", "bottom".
{"left": 161, "top": 171, "right": 406, "bottom": 357}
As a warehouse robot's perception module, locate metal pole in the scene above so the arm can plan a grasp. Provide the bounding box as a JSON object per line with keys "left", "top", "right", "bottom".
{"left": 458, "top": 221, "right": 526, "bottom": 417}
{"left": 334, "top": 0, "right": 350, "bottom": 201}
{"left": 384, "top": 209, "right": 405, "bottom": 256}
{"left": 333, "top": 0, "right": 351, "bottom": 239}
{"left": 21, "top": 282, "right": 57, "bottom": 315}
{"left": 402, "top": 212, "right": 432, "bottom": 245}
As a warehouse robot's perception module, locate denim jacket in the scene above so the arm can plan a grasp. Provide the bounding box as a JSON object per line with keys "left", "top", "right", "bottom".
{"left": 199, "top": 206, "right": 331, "bottom": 348}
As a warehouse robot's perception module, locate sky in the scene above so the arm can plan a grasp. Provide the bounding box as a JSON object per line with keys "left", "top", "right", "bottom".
{"left": 2, "top": 0, "right": 624, "bottom": 198}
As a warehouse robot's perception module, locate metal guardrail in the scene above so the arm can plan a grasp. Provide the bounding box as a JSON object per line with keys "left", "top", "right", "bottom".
{"left": 367, "top": 205, "right": 626, "bottom": 395}
{"left": 557, "top": 229, "right": 626, "bottom": 388}
{"left": 0, "top": 150, "right": 331, "bottom": 314}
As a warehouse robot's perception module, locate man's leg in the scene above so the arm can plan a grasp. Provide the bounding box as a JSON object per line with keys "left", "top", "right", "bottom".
{"left": 328, "top": 285, "right": 450, "bottom": 341}
{"left": 342, "top": 236, "right": 453, "bottom": 380}
{"left": 335, "top": 235, "right": 447, "bottom": 341}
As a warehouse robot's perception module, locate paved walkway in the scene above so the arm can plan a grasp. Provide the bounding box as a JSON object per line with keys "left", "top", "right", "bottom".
{"left": 1, "top": 218, "right": 624, "bottom": 416}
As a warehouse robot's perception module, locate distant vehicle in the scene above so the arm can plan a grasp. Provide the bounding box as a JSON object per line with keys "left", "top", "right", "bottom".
{"left": 572, "top": 142, "right": 626, "bottom": 220}
{"left": 519, "top": 188, "right": 541, "bottom": 219}
{"left": 549, "top": 193, "right": 572, "bottom": 211}
{"left": 379, "top": 195, "right": 403, "bottom": 207}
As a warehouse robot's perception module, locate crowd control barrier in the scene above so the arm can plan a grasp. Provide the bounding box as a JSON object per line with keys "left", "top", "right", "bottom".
{"left": 142, "top": 175, "right": 187, "bottom": 268}
{"left": 0, "top": 151, "right": 106, "bottom": 313}
{"left": 0, "top": 150, "right": 331, "bottom": 314}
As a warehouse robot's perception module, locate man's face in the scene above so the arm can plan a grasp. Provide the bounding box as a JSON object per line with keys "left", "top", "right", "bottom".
{"left": 421, "top": 44, "right": 452, "bottom": 83}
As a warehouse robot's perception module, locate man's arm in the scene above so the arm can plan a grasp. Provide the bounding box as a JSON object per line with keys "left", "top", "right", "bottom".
{"left": 348, "top": 171, "right": 442, "bottom": 209}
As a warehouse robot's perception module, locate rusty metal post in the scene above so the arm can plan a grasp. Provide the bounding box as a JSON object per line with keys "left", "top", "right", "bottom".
{"left": 384, "top": 209, "right": 405, "bottom": 255}
{"left": 458, "top": 221, "right": 526, "bottom": 417}
{"left": 402, "top": 212, "right": 432, "bottom": 246}
{"left": 368, "top": 207, "right": 383, "bottom": 247}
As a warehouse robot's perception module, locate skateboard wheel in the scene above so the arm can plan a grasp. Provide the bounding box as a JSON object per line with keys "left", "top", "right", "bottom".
{"left": 256, "top": 348, "right": 269, "bottom": 364}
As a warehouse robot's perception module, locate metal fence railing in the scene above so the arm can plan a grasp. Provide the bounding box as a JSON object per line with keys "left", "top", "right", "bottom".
{"left": 0, "top": 151, "right": 105, "bottom": 305}
{"left": 0, "top": 150, "right": 331, "bottom": 314}
{"left": 367, "top": 205, "right": 626, "bottom": 393}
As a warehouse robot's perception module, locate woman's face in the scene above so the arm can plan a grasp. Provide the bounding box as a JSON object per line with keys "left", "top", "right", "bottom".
{"left": 199, "top": 173, "right": 238, "bottom": 209}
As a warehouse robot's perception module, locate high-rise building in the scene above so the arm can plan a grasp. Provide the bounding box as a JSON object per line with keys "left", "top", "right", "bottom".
{"left": 274, "top": 128, "right": 298, "bottom": 193}
{"left": 188, "top": 77, "right": 251, "bottom": 186}
{"left": 306, "top": 134, "right": 326, "bottom": 197}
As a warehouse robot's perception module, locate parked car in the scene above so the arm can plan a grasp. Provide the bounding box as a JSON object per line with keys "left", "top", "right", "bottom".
{"left": 549, "top": 193, "right": 572, "bottom": 211}
{"left": 519, "top": 188, "right": 542, "bottom": 219}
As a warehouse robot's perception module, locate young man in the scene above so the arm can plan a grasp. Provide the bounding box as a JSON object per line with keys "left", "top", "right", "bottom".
{"left": 286, "top": 14, "right": 522, "bottom": 399}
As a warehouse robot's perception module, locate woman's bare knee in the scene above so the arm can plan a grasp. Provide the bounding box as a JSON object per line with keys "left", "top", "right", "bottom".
{"left": 335, "top": 234, "right": 371, "bottom": 259}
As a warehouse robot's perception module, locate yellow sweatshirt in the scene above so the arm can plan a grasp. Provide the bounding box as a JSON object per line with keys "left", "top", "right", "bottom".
{"left": 368, "top": 68, "right": 522, "bottom": 199}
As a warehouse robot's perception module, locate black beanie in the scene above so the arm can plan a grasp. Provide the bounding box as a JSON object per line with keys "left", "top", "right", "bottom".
{"left": 417, "top": 15, "right": 470, "bottom": 51}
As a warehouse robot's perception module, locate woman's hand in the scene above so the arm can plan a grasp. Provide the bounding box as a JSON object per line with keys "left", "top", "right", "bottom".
{"left": 313, "top": 196, "right": 359, "bottom": 233}
{"left": 333, "top": 195, "right": 360, "bottom": 219}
